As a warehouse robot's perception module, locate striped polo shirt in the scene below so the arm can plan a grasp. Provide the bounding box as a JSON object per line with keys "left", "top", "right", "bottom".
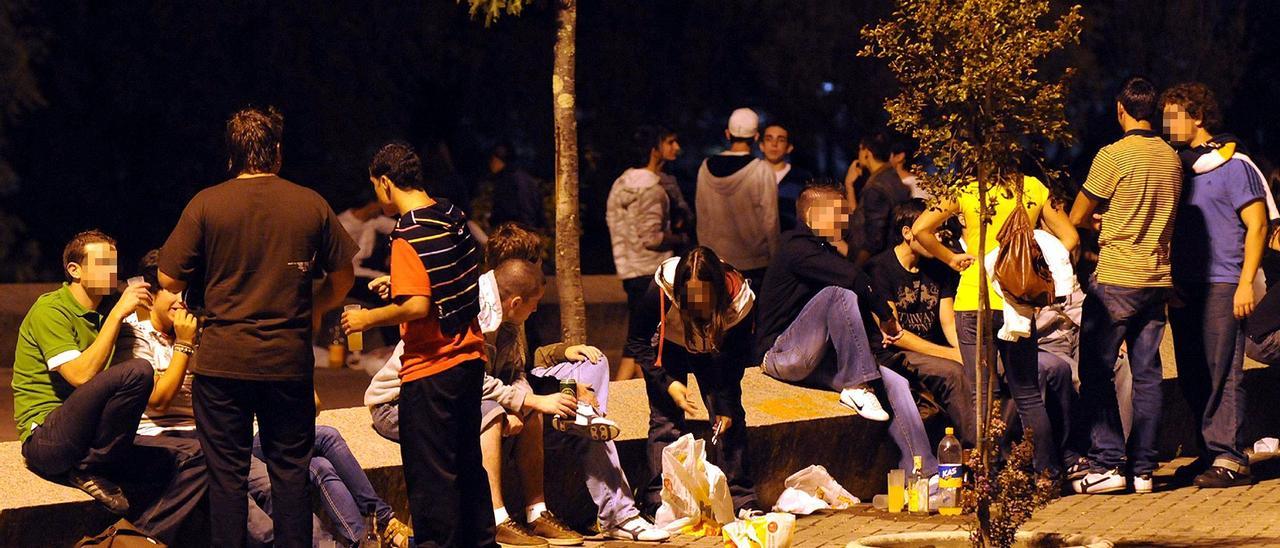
{"left": 1082, "top": 129, "right": 1183, "bottom": 287}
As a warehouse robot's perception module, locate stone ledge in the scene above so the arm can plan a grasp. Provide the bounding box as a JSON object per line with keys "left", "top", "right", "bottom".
{"left": 4, "top": 364, "right": 1278, "bottom": 545}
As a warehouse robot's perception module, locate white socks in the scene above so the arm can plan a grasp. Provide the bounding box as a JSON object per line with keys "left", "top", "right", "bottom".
{"left": 526, "top": 502, "right": 547, "bottom": 522}
{"left": 497, "top": 502, "right": 549, "bottom": 524}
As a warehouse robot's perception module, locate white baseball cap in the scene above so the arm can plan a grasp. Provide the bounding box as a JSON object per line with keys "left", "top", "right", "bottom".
{"left": 727, "top": 108, "right": 759, "bottom": 138}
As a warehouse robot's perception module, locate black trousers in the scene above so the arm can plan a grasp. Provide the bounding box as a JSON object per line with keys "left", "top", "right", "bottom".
{"left": 641, "top": 323, "right": 758, "bottom": 514}
{"left": 399, "top": 359, "right": 496, "bottom": 548}
{"left": 193, "top": 374, "right": 315, "bottom": 548}
{"left": 621, "top": 277, "right": 652, "bottom": 359}
{"left": 22, "top": 359, "right": 207, "bottom": 544}
{"left": 899, "top": 350, "right": 976, "bottom": 447}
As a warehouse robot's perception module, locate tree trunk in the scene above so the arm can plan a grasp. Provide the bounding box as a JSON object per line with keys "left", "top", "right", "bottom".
{"left": 552, "top": 0, "right": 586, "bottom": 344}
{"left": 975, "top": 162, "right": 994, "bottom": 548}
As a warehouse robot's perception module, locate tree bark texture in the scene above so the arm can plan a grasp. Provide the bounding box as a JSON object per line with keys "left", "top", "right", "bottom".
{"left": 552, "top": 0, "right": 586, "bottom": 344}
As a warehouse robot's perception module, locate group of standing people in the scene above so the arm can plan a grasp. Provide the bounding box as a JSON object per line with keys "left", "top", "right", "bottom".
{"left": 604, "top": 75, "right": 1279, "bottom": 527}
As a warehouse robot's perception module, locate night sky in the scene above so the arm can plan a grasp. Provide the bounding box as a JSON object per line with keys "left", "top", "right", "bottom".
{"left": 2, "top": 0, "right": 1279, "bottom": 281}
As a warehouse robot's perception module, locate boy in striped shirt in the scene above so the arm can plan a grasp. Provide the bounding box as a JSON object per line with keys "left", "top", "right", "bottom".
{"left": 342, "top": 142, "right": 494, "bottom": 546}
{"left": 1069, "top": 76, "right": 1183, "bottom": 494}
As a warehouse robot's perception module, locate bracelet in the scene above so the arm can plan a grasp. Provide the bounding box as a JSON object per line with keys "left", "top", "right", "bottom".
{"left": 174, "top": 343, "right": 195, "bottom": 356}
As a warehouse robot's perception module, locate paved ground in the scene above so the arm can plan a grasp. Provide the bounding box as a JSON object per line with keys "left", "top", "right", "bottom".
{"left": 586, "top": 458, "right": 1280, "bottom": 547}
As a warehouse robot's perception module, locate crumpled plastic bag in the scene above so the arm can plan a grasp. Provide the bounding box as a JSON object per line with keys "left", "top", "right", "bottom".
{"left": 771, "top": 465, "right": 858, "bottom": 515}
{"left": 722, "top": 512, "right": 796, "bottom": 548}
{"left": 655, "top": 434, "right": 736, "bottom": 535}
{"left": 1255, "top": 437, "right": 1279, "bottom": 455}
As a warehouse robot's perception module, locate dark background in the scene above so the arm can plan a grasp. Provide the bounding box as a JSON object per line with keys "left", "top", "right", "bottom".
{"left": 2, "top": 0, "right": 1278, "bottom": 281}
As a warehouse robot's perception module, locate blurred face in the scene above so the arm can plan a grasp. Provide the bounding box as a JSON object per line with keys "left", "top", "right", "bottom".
{"left": 151, "top": 289, "right": 186, "bottom": 333}
{"left": 658, "top": 134, "right": 681, "bottom": 163}
{"left": 806, "top": 197, "right": 850, "bottom": 240}
{"left": 503, "top": 285, "right": 545, "bottom": 324}
{"left": 68, "top": 242, "right": 118, "bottom": 295}
{"left": 683, "top": 277, "right": 714, "bottom": 321}
{"left": 761, "top": 126, "right": 793, "bottom": 164}
{"left": 1162, "top": 102, "right": 1200, "bottom": 146}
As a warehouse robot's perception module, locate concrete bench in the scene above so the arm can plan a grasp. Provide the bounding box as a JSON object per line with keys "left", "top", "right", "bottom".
{"left": 0, "top": 368, "right": 915, "bottom": 545}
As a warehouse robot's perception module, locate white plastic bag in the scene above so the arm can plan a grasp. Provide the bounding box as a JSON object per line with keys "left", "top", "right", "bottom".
{"left": 771, "top": 465, "right": 858, "bottom": 514}
{"left": 654, "top": 433, "right": 736, "bottom": 534}
{"left": 773, "top": 488, "right": 828, "bottom": 515}
{"left": 723, "top": 512, "right": 796, "bottom": 548}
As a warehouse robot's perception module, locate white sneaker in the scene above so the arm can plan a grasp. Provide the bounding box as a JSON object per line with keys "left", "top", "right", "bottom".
{"left": 605, "top": 516, "right": 669, "bottom": 542}
{"left": 552, "top": 404, "right": 621, "bottom": 441}
{"left": 1133, "top": 474, "right": 1153, "bottom": 494}
{"left": 1072, "top": 468, "right": 1127, "bottom": 494}
{"left": 839, "top": 387, "right": 890, "bottom": 421}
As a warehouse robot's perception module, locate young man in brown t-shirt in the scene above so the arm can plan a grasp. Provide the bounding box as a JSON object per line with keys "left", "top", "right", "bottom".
{"left": 159, "top": 107, "right": 357, "bottom": 548}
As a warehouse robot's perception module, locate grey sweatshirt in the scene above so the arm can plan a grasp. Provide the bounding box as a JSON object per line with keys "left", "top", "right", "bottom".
{"left": 695, "top": 154, "right": 779, "bottom": 270}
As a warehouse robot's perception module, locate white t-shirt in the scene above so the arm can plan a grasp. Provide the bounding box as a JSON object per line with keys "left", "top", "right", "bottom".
{"left": 114, "top": 313, "right": 196, "bottom": 435}
{"left": 774, "top": 163, "right": 792, "bottom": 184}
{"left": 338, "top": 209, "right": 398, "bottom": 279}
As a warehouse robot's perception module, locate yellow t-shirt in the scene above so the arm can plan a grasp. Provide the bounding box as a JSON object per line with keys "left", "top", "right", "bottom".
{"left": 953, "top": 176, "right": 1051, "bottom": 312}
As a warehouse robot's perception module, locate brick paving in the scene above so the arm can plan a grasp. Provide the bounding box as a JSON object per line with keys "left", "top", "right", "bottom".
{"left": 587, "top": 457, "right": 1280, "bottom": 547}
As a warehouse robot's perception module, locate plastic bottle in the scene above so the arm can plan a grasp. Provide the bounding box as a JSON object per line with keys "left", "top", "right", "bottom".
{"left": 359, "top": 503, "right": 380, "bottom": 547}
{"left": 937, "top": 426, "right": 963, "bottom": 516}
{"left": 328, "top": 325, "right": 345, "bottom": 369}
{"left": 908, "top": 455, "right": 929, "bottom": 514}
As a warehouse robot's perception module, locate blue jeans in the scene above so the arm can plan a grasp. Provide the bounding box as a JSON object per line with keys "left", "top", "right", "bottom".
{"left": 763, "top": 287, "right": 938, "bottom": 475}
{"left": 1170, "top": 282, "right": 1249, "bottom": 469}
{"left": 956, "top": 311, "right": 1058, "bottom": 474}
{"left": 1005, "top": 352, "right": 1080, "bottom": 466}
{"left": 253, "top": 426, "right": 394, "bottom": 545}
{"left": 1077, "top": 282, "right": 1168, "bottom": 475}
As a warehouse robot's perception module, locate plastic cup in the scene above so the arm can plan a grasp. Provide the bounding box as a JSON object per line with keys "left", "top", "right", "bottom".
{"left": 887, "top": 469, "right": 905, "bottom": 513}
{"left": 871, "top": 494, "right": 888, "bottom": 510}
{"left": 343, "top": 304, "right": 363, "bottom": 352}
{"left": 127, "top": 276, "right": 145, "bottom": 287}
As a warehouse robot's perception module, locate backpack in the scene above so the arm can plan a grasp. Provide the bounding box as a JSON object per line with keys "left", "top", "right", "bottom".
{"left": 993, "top": 180, "right": 1055, "bottom": 307}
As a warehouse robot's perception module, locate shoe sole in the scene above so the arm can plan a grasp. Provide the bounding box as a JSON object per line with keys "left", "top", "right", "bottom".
{"left": 543, "top": 538, "right": 584, "bottom": 546}
{"left": 1072, "top": 479, "right": 1126, "bottom": 494}
{"left": 553, "top": 417, "right": 620, "bottom": 441}
{"left": 498, "top": 543, "right": 549, "bottom": 548}
{"left": 1194, "top": 479, "right": 1252, "bottom": 489}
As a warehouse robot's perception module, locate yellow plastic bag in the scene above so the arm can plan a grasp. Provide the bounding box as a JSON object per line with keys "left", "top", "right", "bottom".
{"left": 722, "top": 512, "right": 796, "bottom": 548}
{"left": 655, "top": 434, "right": 736, "bottom": 536}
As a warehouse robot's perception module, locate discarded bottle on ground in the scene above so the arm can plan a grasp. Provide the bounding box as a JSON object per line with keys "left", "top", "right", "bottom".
{"left": 937, "top": 426, "right": 963, "bottom": 516}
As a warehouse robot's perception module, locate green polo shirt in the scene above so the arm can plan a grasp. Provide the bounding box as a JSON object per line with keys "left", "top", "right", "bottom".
{"left": 12, "top": 284, "right": 107, "bottom": 443}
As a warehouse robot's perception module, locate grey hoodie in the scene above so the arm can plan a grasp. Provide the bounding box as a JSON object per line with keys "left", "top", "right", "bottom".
{"left": 695, "top": 155, "right": 779, "bottom": 270}
{"left": 607, "top": 168, "right": 675, "bottom": 280}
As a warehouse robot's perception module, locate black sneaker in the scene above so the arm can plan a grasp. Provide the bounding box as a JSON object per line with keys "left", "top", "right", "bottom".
{"left": 68, "top": 471, "right": 129, "bottom": 514}
{"left": 1193, "top": 466, "right": 1252, "bottom": 489}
